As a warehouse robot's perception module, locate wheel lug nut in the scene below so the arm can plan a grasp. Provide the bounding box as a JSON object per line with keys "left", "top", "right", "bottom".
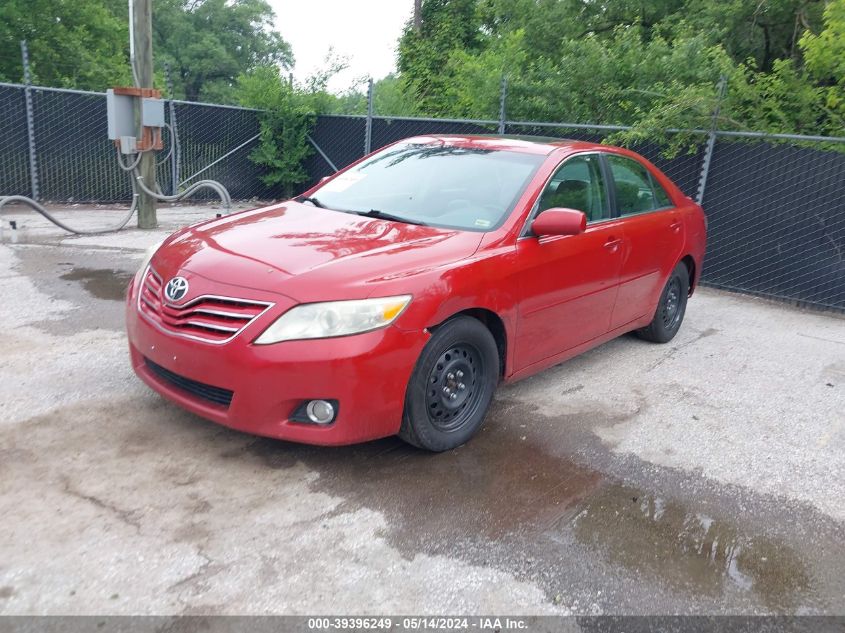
{"left": 456, "top": 370, "right": 464, "bottom": 378}
{"left": 447, "top": 372, "right": 455, "bottom": 380}
{"left": 442, "top": 386, "right": 450, "bottom": 394}
{"left": 458, "top": 383, "right": 465, "bottom": 390}
{"left": 450, "top": 393, "right": 457, "bottom": 400}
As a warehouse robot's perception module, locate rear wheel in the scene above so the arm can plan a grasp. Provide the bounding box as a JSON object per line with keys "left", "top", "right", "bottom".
{"left": 636, "top": 262, "right": 690, "bottom": 343}
{"left": 399, "top": 316, "right": 499, "bottom": 451}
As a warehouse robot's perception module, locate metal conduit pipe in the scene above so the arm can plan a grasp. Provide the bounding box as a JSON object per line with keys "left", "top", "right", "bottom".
{"left": 131, "top": 171, "right": 232, "bottom": 212}
{"left": 0, "top": 181, "right": 140, "bottom": 236}
{"left": 0, "top": 147, "right": 232, "bottom": 236}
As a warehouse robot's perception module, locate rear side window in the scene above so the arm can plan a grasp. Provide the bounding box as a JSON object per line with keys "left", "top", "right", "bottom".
{"left": 606, "top": 155, "right": 672, "bottom": 216}
{"left": 650, "top": 174, "right": 673, "bottom": 209}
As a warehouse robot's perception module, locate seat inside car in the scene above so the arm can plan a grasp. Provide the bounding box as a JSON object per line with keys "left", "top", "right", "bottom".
{"left": 540, "top": 179, "right": 590, "bottom": 216}
{"left": 615, "top": 181, "right": 653, "bottom": 215}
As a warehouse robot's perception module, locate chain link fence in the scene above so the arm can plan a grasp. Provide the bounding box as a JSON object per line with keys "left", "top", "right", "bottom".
{"left": 701, "top": 139, "right": 845, "bottom": 308}
{"left": 0, "top": 82, "right": 278, "bottom": 203}
{"left": 0, "top": 81, "right": 843, "bottom": 312}
{"left": 0, "top": 84, "right": 30, "bottom": 197}
{"left": 305, "top": 114, "right": 844, "bottom": 312}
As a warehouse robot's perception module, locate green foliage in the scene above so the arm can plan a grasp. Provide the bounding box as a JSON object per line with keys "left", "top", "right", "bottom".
{"left": 237, "top": 65, "right": 315, "bottom": 197}
{"left": 0, "top": 0, "right": 131, "bottom": 89}
{"left": 372, "top": 75, "right": 420, "bottom": 117}
{"left": 398, "top": 0, "right": 485, "bottom": 115}
{"left": 397, "top": 0, "right": 844, "bottom": 139}
{"left": 0, "top": 0, "right": 291, "bottom": 103}
{"left": 800, "top": 0, "right": 845, "bottom": 125}
{"left": 321, "top": 75, "right": 420, "bottom": 117}
{"left": 153, "top": 0, "right": 292, "bottom": 102}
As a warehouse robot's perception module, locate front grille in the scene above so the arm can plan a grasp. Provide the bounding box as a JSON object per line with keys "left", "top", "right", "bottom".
{"left": 145, "top": 358, "right": 234, "bottom": 407}
{"left": 138, "top": 267, "right": 273, "bottom": 344}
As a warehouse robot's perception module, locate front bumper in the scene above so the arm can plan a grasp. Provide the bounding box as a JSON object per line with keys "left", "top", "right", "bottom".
{"left": 126, "top": 275, "right": 428, "bottom": 445}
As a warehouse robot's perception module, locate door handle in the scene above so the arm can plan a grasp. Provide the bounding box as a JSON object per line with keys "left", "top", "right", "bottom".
{"left": 603, "top": 237, "right": 622, "bottom": 252}
{"left": 670, "top": 219, "right": 682, "bottom": 233}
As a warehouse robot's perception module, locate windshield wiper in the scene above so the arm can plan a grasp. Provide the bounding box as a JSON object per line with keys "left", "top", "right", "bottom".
{"left": 297, "top": 195, "right": 326, "bottom": 208}
{"left": 357, "top": 209, "right": 429, "bottom": 226}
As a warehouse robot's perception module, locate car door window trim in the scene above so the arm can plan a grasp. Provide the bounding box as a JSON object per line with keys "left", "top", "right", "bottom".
{"left": 519, "top": 151, "right": 611, "bottom": 239}
{"left": 604, "top": 153, "right": 677, "bottom": 219}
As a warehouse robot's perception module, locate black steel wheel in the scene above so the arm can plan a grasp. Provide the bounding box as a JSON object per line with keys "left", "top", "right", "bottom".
{"left": 399, "top": 316, "right": 499, "bottom": 451}
{"left": 425, "top": 343, "right": 484, "bottom": 432}
{"left": 661, "top": 276, "right": 683, "bottom": 331}
{"left": 637, "top": 261, "right": 690, "bottom": 344}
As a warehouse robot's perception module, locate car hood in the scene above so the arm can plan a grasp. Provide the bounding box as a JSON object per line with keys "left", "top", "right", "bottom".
{"left": 153, "top": 201, "right": 484, "bottom": 301}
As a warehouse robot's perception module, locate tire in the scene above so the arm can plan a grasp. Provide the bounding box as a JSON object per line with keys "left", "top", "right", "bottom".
{"left": 636, "top": 261, "right": 690, "bottom": 344}
{"left": 399, "top": 316, "right": 499, "bottom": 451}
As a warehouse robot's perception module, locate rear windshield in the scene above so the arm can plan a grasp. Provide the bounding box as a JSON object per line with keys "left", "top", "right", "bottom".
{"left": 311, "top": 142, "right": 545, "bottom": 231}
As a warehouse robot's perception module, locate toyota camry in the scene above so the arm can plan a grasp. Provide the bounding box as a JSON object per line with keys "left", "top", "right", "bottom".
{"left": 126, "top": 135, "right": 707, "bottom": 451}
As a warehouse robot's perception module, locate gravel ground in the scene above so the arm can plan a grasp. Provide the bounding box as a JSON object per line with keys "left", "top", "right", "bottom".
{"left": 0, "top": 206, "right": 843, "bottom": 616}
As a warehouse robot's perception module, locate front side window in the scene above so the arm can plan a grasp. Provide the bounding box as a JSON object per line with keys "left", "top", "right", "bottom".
{"left": 535, "top": 154, "right": 610, "bottom": 223}
{"left": 309, "top": 142, "right": 545, "bottom": 231}
{"left": 606, "top": 154, "right": 673, "bottom": 216}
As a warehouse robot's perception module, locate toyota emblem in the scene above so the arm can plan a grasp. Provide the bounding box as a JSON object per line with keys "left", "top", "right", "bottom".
{"left": 164, "top": 276, "right": 189, "bottom": 302}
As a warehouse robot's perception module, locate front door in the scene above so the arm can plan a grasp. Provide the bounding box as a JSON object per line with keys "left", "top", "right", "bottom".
{"left": 513, "top": 153, "right": 624, "bottom": 371}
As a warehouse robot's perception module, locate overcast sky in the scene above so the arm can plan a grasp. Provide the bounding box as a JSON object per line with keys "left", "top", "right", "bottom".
{"left": 269, "top": 1, "right": 413, "bottom": 93}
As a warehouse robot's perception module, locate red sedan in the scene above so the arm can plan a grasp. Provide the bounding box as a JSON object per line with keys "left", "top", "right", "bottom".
{"left": 126, "top": 136, "right": 706, "bottom": 451}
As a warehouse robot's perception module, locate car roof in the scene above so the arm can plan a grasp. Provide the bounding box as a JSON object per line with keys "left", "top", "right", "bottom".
{"left": 401, "top": 134, "right": 606, "bottom": 156}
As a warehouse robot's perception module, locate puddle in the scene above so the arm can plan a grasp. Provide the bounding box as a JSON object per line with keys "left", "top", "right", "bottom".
{"left": 568, "top": 484, "right": 811, "bottom": 609}
{"left": 60, "top": 267, "right": 133, "bottom": 301}
{"left": 235, "top": 401, "right": 818, "bottom": 611}
{"left": 234, "top": 404, "right": 603, "bottom": 541}
{"left": 10, "top": 393, "right": 841, "bottom": 614}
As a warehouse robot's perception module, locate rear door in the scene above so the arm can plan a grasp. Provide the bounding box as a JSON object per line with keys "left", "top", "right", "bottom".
{"left": 604, "top": 153, "right": 685, "bottom": 329}
{"left": 513, "top": 153, "right": 624, "bottom": 371}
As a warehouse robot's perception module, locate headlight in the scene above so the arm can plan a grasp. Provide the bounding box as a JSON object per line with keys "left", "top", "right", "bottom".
{"left": 139, "top": 239, "right": 164, "bottom": 272}
{"left": 254, "top": 295, "right": 412, "bottom": 345}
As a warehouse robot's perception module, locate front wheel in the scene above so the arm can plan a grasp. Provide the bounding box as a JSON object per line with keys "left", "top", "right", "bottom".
{"left": 636, "top": 261, "right": 690, "bottom": 343}
{"left": 399, "top": 316, "right": 499, "bottom": 451}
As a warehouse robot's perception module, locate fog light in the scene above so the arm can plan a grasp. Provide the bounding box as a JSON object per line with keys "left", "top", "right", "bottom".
{"left": 305, "top": 399, "right": 335, "bottom": 424}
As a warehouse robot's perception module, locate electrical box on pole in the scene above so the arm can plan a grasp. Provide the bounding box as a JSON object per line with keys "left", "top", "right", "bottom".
{"left": 106, "top": 87, "right": 164, "bottom": 154}
{"left": 106, "top": 90, "right": 134, "bottom": 141}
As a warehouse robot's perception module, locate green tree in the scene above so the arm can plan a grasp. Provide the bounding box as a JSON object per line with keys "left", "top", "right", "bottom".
{"left": 0, "top": 0, "right": 292, "bottom": 103}
{"left": 800, "top": 0, "right": 845, "bottom": 126}
{"left": 154, "top": 0, "right": 293, "bottom": 102}
{"left": 398, "top": 0, "right": 841, "bottom": 138}
{"left": 319, "top": 74, "right": 420, "bottom": 117}
{"left": 0, "top": 0, "right": 130, "bottom": 89}
{"left": 398, "top": 0, "right": 484, "bottom": 115}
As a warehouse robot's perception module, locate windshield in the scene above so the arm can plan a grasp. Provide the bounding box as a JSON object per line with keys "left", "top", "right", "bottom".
{"left": 309, "top": 142, "right": 545, "bottom": 231}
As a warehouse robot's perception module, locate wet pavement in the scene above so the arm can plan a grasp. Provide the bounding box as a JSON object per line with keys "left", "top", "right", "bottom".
{"left": 0, "top": 209, "right": 843, "bottom": 615}
{"left": 59, "top": 267, "right": 134, "bottom": 302}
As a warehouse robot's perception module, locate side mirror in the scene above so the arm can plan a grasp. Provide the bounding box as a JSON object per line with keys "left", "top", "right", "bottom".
{"left": 531, "top": 208, "right": 587, "bottom": 237}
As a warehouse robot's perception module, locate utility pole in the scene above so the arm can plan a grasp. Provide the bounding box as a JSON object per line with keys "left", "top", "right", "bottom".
{"left": 133, "top": 0, "right": 157, "bottom": 228}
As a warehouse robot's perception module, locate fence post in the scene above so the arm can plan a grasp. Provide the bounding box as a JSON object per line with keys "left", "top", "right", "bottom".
{"left": 20, "top": 40, "right": 40, "bottom": 201}
{"left": 364, "top": 78, "right": 374, "bottom": 155}
{"left": 696, "top": 75, "right": 727, "bottom": 205}
{"left": 164, "top": 62, "right": 181, "bottom": 195}
{"left": 498, "top": 75, "right": 508, "bottom": 135}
